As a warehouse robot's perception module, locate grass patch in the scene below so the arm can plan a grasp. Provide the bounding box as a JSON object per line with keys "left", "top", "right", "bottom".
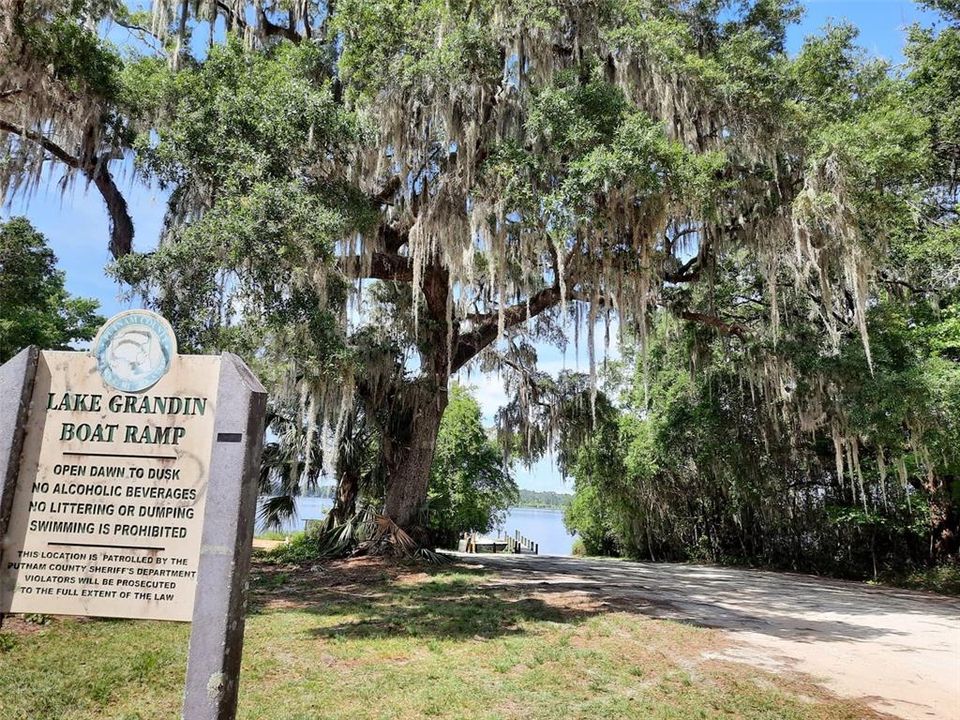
{"left": 0, "top": 558, "right": 886, "bottom": 720}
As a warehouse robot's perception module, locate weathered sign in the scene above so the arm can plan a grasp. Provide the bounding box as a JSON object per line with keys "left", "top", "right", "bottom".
{"left": 1, "top": 314, "right": 217, "bottom": 619}
{"left": 0, "top": 310, "right": 268, "bottom": 720}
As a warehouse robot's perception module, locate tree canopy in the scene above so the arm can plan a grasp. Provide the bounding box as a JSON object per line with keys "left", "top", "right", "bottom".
{"left": 1, "top": 1, "right": 957, "bottom": 560}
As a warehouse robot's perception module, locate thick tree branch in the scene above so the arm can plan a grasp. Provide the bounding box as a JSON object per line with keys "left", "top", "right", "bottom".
{"left": 663, "top": 228, "right": 711, "bottom": 284}
{"left": 421, "top": 263, "right": 450, "bottom": 326}
{"left": 380, "top": 224, "right": 407, "bottom": 253}
{"left": 215, "top": 0, "right": 247, "bottom": 31}
{"left": 372, "top": 176, "right": 402, "bottom": 206}
{"left": 451, "top": 285, "right": 562, "bottom": 372}
{"left": 90, "top": 164, "right": 135, "bottom": 258}
{"left": 0, "top": 119, "right": 135, "bottom": 257}
{"left": 663, "top": 254, "right": 703, "bottom": 283}
{"left": 0, "top": 119, "right": 80, "bottom": 168}
{"left": 451, "top": 277, "right": 746, "bottom": 374}
{"left": 878, "top": 271, "right": 929, "bottom": 295}
{"left": 256, "top": 7, "right": 303, "bottom": 43}
{"left": 215, "top": 0, "right": 305, "bottom": 42}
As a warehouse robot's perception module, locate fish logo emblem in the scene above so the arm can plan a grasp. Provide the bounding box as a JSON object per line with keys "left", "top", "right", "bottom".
{"left": 92, "top": 311, "right": 177, "bottom": 392}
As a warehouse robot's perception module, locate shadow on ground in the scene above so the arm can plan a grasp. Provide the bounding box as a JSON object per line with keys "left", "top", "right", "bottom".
{"left": 248, "top": 556, "right": 599, "bottom": 641}
{"left": 249, "top": 552, "right": 960, "bottom": 647}
{"left": 470, "top": 555, "right": 960, "bottom": 643}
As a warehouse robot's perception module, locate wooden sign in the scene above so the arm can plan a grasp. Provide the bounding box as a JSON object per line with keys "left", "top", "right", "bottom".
{"left": 0, "top": 310, "right": 268, "bottom": 720}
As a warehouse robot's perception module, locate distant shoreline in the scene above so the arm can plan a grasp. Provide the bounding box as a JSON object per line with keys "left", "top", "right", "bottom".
{"left": 514, "top": 489, "right": 572, "bottom": 511}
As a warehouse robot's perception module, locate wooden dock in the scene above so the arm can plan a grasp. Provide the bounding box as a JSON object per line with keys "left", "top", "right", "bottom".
{"left": 457, "top": 529, "right": 538, "bottom": 554}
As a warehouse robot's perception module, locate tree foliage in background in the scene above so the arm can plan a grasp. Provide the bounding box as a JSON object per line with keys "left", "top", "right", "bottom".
{"left": 564, "top": 306, "right": 956, "bottom": 577}
{"left": 517, "top": 489, "right": 572, "bottom": 510}
{"left": 0, "top": 217, "right": 102, "bottom": 362}
{"left": 428, "top": 385, "right": 518, "bottom": 547}
{"left": 550, "top": 7, "right": 960, "bottom": 575}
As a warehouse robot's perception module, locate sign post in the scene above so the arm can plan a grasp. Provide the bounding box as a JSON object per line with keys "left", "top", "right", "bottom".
{"left": 0, "top": 311, "right": 266, "bottom": 720}
{"left": 183, "top": 353, "right": 266, "bottom": 719}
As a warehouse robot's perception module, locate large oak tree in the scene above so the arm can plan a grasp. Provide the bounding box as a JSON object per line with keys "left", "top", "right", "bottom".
{"left": 2, "top": 1, "right": 953, "bottom": 539}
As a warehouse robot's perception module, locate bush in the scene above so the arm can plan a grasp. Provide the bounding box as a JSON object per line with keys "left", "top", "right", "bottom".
{"left": 878, "top": 564, "right": 960, "bottom": 595}
{"left": 571, "top": 537, "right": 587, "bottom": 557}
{"left": 259, "top": 531, "right": 317, "bottom": 564}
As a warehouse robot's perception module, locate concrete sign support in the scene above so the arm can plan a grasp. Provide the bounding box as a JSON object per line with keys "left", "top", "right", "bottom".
{"left": 0, "top": 346, "right": 40, "bottom": 626}
{"left": 0, "top": 311, "right": 267, "bottom": 720}
{"left": 182, "top": 354, "right": 266, "bottom": 719}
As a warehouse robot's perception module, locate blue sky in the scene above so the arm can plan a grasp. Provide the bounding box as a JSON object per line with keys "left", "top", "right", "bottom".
{"left": 3, "top": 1, "right": 940, "bottom": 492}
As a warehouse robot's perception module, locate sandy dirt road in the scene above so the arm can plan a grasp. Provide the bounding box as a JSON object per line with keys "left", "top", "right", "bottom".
{"left": 457, "top": 554, "right": 960, "bottom": 720}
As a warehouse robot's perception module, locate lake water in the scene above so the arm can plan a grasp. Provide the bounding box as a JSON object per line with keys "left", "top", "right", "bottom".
{"left": 257, "top": 497, "right": 577, "bottom": 556}
{"left": 499, "top": 506, "right": 577, "bottom": 556}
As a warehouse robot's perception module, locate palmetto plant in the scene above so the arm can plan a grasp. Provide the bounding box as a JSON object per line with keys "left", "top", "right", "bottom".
{"left": 257, "top": 400, "right": 324, "bottom": 530}
{"left": 302, "top": 504, "right": 445, "bottom": 563}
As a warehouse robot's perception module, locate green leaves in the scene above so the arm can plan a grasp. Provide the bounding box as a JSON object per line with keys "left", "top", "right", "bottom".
{"left": 333, "top": 0, "right": 501, "bottom": 103}
{"left": 490, "top": 70, "right": 730, "bottom": 233}
{"left": 906, "top": 19, "right": 960, "bottom": 185}
{"left": 17, "top": 12, "right": 123, "bottom": 101}
{"left": 429, "top": 385, "right": 517, "bottom": 543}
{"left": 0, "top": 217, "right": 103, "bottom": 362}
{"left": 135, "top": 38, "right": 352, "bottom": 190}
{"left": 115, "top": 36, "right": 364, "bottom": 361}
{"left": 527, "top": 72, "right": 629, "bottom": 154}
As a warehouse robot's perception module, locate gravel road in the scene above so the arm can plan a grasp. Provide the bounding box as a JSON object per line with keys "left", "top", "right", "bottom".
{"left": 457, "top": 553, "right": 960, "bottom": 720}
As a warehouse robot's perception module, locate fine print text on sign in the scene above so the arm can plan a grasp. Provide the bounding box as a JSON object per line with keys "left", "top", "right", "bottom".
{"left": 1, "top": 311, "right": 218, "bottom": 621}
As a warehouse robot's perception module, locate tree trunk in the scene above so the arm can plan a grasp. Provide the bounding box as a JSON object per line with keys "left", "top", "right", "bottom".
{"left": 378, "top": 262, "right": 453, "bottom": 532}
{"left": 382, "top": 391, "right": 448, "bottom": 528}
{"left": 330, "top": 469, "right": 359, "bottom": 524}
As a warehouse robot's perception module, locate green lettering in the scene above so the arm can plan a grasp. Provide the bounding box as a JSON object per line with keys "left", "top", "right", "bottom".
{"left": 60, "top": 423, "right": 76, "bottom": 441}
